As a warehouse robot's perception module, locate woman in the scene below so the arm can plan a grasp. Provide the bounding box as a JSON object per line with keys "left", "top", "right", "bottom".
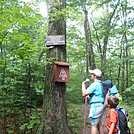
{"left": 82, "top": 69, "right": 105, "bottom": 134}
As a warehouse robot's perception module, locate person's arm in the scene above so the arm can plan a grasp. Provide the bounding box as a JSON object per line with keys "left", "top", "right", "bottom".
{"left": 109, "top": 109, "right": 117, "bottom": 134}
{"left": 82, "top": 79, "right": 94, "bottom": 97}
{"left": 108, "top": 122, "right": 116, "bottom": 134}
{"left": 82, "top": 80, "right": 87, "bottom": 97}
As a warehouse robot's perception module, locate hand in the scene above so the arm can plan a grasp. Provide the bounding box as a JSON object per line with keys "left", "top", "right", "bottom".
{"left": 86, "top": 95, "right": 90, "bottom": 100}
{"left": 86, "top": 78, "right": 89, "bottom": 82}
{"left": 83, "top": 78, "right": 89, "bottom": 84}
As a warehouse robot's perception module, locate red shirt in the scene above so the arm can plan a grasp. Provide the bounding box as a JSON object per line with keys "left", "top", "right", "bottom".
{"left": 106, "top": 109, "right": 118, "bottom": 134}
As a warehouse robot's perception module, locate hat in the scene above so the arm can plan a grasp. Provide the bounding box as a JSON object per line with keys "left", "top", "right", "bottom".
{"left": 89, "top": 69, "right": 102, "bottom": 77}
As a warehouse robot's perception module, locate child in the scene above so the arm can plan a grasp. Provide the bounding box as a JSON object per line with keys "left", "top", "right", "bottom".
{"left": 106, "top": 96, "right": 119, "bottom": 134}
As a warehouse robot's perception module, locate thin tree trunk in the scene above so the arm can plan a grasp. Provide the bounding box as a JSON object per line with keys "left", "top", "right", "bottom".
{"left": 90, "top": 15, "right": 102, "bottom": 69}
{"left": 83, "top": 3, "right": 90, "bottom": 75}
{"left": 128, "top": 49, "right": 132, "bottom": 86}
{"left": 124, "top": 0, "right": 128, "bottom": 100}
{"left": 117, "top": 48, "right": 122, "bottom": 90}
{"left": 122, "top": 43, "right": 125, "bottom": 93}
{"left": 83, "top": 3, "right": 96, "bottom": 71}
{"left": 126, "top": 39, "right": 128, "bottom": 88}
{"left": 103, "top": 0, "right": 120, "bottom": 79}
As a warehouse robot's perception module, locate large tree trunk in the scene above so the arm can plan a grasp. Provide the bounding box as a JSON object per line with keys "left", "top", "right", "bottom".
{"left": 36, "top": 0, "right": 71, "bottom": 134}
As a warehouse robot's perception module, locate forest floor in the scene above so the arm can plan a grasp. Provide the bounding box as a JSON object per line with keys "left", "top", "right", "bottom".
{"left": 78, "top": 104, "right": 110, "bottom": 134}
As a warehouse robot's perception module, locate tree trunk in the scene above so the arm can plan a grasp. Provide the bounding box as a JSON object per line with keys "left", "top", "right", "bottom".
{"left": 124, "top": 0, "right": 128, "bottom": 100}
{"left": 90, "top": 14, "right": 102, "bottom": 69}
{"left": 83, "top": 3, "right": 90, "bottom": 75}
{"left": 121, "top": 43, "right": 125, "bottom": 93}
{"left": 128, "top": 49, "right": 132, "bottom": 86}
{"left": 126, "top": 38, "right": 128, "bottom": 88}
{"left": 117, "top": 49, "right": 122, "bottom": 90}
{"left": 83, "top": 3, "right": 96, "bottom": 72}
{"left": 36, "top": 0, "right": 71, "bottom": 133}
{"left": 102, "top": 0, "right": 120, "bottom": 79}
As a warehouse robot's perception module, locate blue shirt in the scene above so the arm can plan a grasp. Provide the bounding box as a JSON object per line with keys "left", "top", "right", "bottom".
{"left": 87, "top": 80, "right": 104, "bottom": 108}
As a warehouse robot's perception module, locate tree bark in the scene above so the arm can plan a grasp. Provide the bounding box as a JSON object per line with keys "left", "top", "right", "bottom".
{"left": 124, "top": 0, "right": 128, "bottom": 100}
{"left": 102, "top": 0, "right": 120, "bottom": 79}
{"left": 128, "top": 49, "right": 132, "bottom": 86}
{"left": 36, "top": 0, "right": 71, "bottom": 133}
{"left": 117, "top": 49, "right": 122, "bottom": 90}
{"left": 83, "top": 3, "right": 90, "bottom": 75}
{"left": 121, "top": 43, "right": 125, "bottom": 93}
{"left": 90, "top": 14, "right": 103, "bottom": 69}
{"left": 83, "top": 3, "right": 96, "bottom": 72}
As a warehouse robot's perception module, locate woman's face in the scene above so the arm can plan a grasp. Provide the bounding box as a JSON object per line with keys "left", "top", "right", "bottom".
{"left": 91, "top": 74, "right": 95, "bottom": 80}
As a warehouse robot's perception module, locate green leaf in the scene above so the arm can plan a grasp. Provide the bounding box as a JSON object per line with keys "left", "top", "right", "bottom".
{"left": 27, "top": 119, "right": 40, "bottom": 129}
{"left": 22, "top": 6, "right": 33, "bottom": 13}
{"left": 19, "top": 123, "right": 28, "bottom": 130}
{"left": 7, "top": 130, "right": 14, "bottom": 134}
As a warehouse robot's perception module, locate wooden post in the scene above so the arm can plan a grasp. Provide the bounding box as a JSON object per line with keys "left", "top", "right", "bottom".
{"left": 83, "top": 97, "right": 87, "bottom": 134}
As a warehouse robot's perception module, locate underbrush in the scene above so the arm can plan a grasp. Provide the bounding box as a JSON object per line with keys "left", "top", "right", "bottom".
{"left": 66, "top": 83, "right": 85, "bottom": 133}
{"left": 67, "top": 103, "right": 83, "bottom": 134}
{"left": 0, "top": 108, "right": 41, "bottom": 134}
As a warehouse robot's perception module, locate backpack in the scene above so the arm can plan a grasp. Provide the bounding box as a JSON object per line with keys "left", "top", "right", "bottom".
{"left": 102, "top": 80, "right": 122, "bottom": 106}
{"left": 116, "top": 107, "right": 131, "bottom": 134}
{"left": 102, "top": 80, "right": 113, "bottom": 99}
{"left": 89, "top": 80, "right": 113, "bottom": 103}
{"left": 101, "top": 80, "right": 113, "bottom": 106}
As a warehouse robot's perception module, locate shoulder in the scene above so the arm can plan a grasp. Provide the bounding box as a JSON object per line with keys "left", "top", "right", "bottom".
{"left": 93, "top": 80, "right": 101, "bottom": 88}
{"left": 110, "top": 109, "right": 118, "bottom": 116}
{"left": 90, "top": 82, "right": 96, "bottom": 87}
{"left": 110, "top": 109, "right": 117, "bottom": 112}
{"left": 94, "top": 80, "right": 101, "bottom": 85}
{"left": 86, "top": 82, "right": 95, "bottom": 93}
{"left": 92, "top": 80, "right": 101, "bottom": 85}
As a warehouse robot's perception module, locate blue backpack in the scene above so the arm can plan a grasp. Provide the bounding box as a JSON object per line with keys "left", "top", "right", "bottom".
{"left": 102, "top": 80, "right": 122, "bottom": 106}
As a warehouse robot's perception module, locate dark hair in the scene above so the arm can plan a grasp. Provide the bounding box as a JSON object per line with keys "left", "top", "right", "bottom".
{"left": 96, "top": 76, "right": 101, "bottom": 80}
{"left": 92, "top": 74, "right": 101, "bottom": 80}
{"left": 107, "top": 96, "right": 119, "bottom": 108}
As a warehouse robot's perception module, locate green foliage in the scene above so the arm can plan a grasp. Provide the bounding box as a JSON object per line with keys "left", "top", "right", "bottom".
{"left": 19, "top": 113, "right": 40, "bottom": 130}
{"left": 0, "top": 0, "right": 134, "bottom": 133}
{"left": 19, "top": 123, "right": 29, "bottom": 131}
{"left": 67, "top": 104, "right": 83, "bottom": 134}
{"left": 123, "top": 84, "right": 134, "bottom": 105}
{"left": 0, "top": 0, "right": 46, "bottom": 133}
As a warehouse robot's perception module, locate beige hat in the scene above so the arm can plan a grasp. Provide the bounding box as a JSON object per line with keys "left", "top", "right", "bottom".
{"left": 89, "top": 69, "right": 102, "bottom": 77}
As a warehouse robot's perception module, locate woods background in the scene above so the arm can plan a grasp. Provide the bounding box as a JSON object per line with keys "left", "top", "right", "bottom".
{"left": 0, "top": 0, "right": 134, "bottom": 133}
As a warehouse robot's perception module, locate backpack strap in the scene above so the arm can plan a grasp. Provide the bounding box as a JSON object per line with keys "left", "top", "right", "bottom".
{"left": 116, "top": 109, "right": 120, "bottom": 134}
{"left": 90, "top": 101, "right": 104, "bottom": 105}
{"left": 110, "top": 93, "right": 117, "bottom": 96}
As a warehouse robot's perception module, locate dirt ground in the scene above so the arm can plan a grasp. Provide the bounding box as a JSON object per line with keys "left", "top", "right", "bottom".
{"left": 79, "top": 104, "right": 108, "bottom": 134}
